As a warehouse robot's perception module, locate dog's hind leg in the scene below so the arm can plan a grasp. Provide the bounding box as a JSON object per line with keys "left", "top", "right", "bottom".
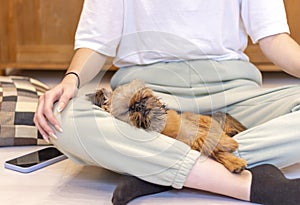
{"left": 212, "top": 112, "right": 247, "bottom": 137}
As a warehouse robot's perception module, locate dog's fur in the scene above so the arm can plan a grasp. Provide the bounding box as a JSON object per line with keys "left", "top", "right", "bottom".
{"left": 88, "top": 80, "right": 247, "bottom": 173}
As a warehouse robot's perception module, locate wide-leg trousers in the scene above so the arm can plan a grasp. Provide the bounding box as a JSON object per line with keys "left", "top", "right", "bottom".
{"left": 52, "top": 60, "right": 300, "bottom": 188}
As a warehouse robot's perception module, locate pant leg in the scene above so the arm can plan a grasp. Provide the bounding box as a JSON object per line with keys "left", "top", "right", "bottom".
{"left": 51, "top": 95, "right": 200, "bottom": 189}
{"left": 227, "top": 85, "right": 300, "bottom": 168}
{"left": 233, "top": 111, "right": 300, "bottom": 169}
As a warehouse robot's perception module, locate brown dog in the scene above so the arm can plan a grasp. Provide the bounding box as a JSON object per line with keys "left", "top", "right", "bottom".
{"left": 88, "top": 80, "right": 247, "bottom": 173}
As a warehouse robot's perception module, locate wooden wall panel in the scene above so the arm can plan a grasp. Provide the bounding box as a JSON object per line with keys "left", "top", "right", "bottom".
{"left": 14, "top": 0, "right": 83, "bottom": 66}
{"left": 0, "top": 0, "right": 9, "bottom": 64}
{"left": 0, "top": 1, "right": 17, "bottom": 64}
{"left": 39, "top": 0, "right": 83, "bottom": 45}
{"left": 285, "top": 0, "right": 300, "bottom": 44}
{"left": 0, "top": 0, "right": 83, "bottom": 72}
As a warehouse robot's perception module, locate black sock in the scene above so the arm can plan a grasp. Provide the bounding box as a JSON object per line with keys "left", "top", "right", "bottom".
{"left": 112, "top": 165, "right": 300, "bottom": 205}
{"left": 112, "top": 175, "right": 172, "bottom": 205}
{"left": 249, "top": 164, "right": 300, "bottom": 205}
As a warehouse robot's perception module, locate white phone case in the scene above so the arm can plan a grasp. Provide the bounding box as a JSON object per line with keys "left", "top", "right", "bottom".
{"left": 4, "top": 147, "right": 67, "bottom": 173}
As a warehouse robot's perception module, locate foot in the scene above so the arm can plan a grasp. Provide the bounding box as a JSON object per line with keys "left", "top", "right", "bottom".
{"left": 112, "top": 175, "right": 172, "bottom": 205}
{"left": 249, "top": 164, "right": 300, "bottom": 205}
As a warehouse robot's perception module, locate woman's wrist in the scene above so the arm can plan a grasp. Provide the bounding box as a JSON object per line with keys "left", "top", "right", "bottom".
{"left": 63, "top": 72, "right": 80, "bottom": 89}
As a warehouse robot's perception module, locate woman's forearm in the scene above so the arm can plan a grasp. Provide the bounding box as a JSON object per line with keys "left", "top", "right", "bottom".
{"left": 258, "top": 33, "right": 300, "bottom": 78}
{"left": 66, "top": 48, "right": 108, "bottom": 87}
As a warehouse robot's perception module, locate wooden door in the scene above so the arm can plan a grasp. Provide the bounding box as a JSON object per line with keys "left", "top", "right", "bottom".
{"left": 0, "top": 0, "right": 83, "bottom": 71}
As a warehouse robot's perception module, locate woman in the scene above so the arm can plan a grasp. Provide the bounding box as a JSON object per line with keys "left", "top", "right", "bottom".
{"left": 34, "top": 1, "right": 300, "bottom": 204}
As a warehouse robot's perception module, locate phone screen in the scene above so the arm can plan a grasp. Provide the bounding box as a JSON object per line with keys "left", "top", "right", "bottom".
{"left": 5, "top": 147, "right": 64, "bottom": 168}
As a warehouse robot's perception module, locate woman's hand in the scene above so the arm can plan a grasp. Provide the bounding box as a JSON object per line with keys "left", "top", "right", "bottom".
{"left": 33, "top": 48, "right": 108, "bottom": 143}
{"left": 34, "top": 74, "right": 79, "bottom": 143}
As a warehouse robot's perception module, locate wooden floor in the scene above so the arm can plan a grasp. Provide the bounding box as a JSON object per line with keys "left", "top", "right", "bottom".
{"left": 1, "top": 70, "right": 300, "bottom": 205}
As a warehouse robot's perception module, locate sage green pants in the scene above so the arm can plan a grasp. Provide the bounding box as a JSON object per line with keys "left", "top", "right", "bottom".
{"left": 52, "top": 60, "right": 300, "bottom": 189}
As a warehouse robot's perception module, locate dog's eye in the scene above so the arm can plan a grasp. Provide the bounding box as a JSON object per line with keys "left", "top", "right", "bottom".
{"left": 130, "top": 106, "right": 135, "bottom": 112}
{"left": 144, "top": 109, "right": 151, "bottom": 115}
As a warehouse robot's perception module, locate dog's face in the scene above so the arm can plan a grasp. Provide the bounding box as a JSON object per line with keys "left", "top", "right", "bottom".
{"left": 110, "top": 80, "right": 167, "bottom": 133}
{"left": 127, "top": 87, "right": 167, "bottom": 132}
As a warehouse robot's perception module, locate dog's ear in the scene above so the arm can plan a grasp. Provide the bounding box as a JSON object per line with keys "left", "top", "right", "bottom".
{"left": 100, "top": 88, "right": 112, "bottom": 102}
{"left": 86, "top": 88, "right": 112, "bottom": 108}
{"left": 86, "top": 92, "right": 97, "bottom": 103}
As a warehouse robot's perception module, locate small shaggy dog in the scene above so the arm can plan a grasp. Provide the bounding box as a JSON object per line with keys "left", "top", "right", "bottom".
{"left": 88, "top": 80, "right": 247, "bottom": 173}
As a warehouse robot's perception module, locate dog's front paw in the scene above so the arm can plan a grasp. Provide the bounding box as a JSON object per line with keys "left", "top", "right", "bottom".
{"left": 214, "top": 152, "right": 247, "bottom": 174}
{"left": 226, "top": 157, "right": 247, "bottom": 174}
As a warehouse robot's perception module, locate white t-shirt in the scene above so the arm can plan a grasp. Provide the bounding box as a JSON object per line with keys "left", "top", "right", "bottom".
{"left": 75, "top": 0, "right": 289, "bottom": 67}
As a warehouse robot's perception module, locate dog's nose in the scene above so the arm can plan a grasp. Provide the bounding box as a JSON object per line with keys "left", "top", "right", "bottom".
{"left": 130, "top": 102, "right": 146, "bottom": 112}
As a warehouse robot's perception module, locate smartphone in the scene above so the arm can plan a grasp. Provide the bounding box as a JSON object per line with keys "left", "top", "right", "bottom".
{"left": 4, "top": 147, "right": 67, "bottom": 173}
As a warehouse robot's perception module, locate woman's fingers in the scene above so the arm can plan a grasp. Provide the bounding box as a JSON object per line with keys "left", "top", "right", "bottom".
{"left": 42, "top": 90, "right": 63, "bottom": 132}
{"left": 34, "top": 95, "right": 52, "bottom": 142}
{"left": 34, "top": 83, "right": 78, "bottom": 142}
{"left": 34, "top": 119, "right": 50, "bottom": 143}
{"left": 34, "top": 87, "right": 62, "bottom": 141}
{"left": 56, "top": 87, "right": 78, "bottom": 113}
